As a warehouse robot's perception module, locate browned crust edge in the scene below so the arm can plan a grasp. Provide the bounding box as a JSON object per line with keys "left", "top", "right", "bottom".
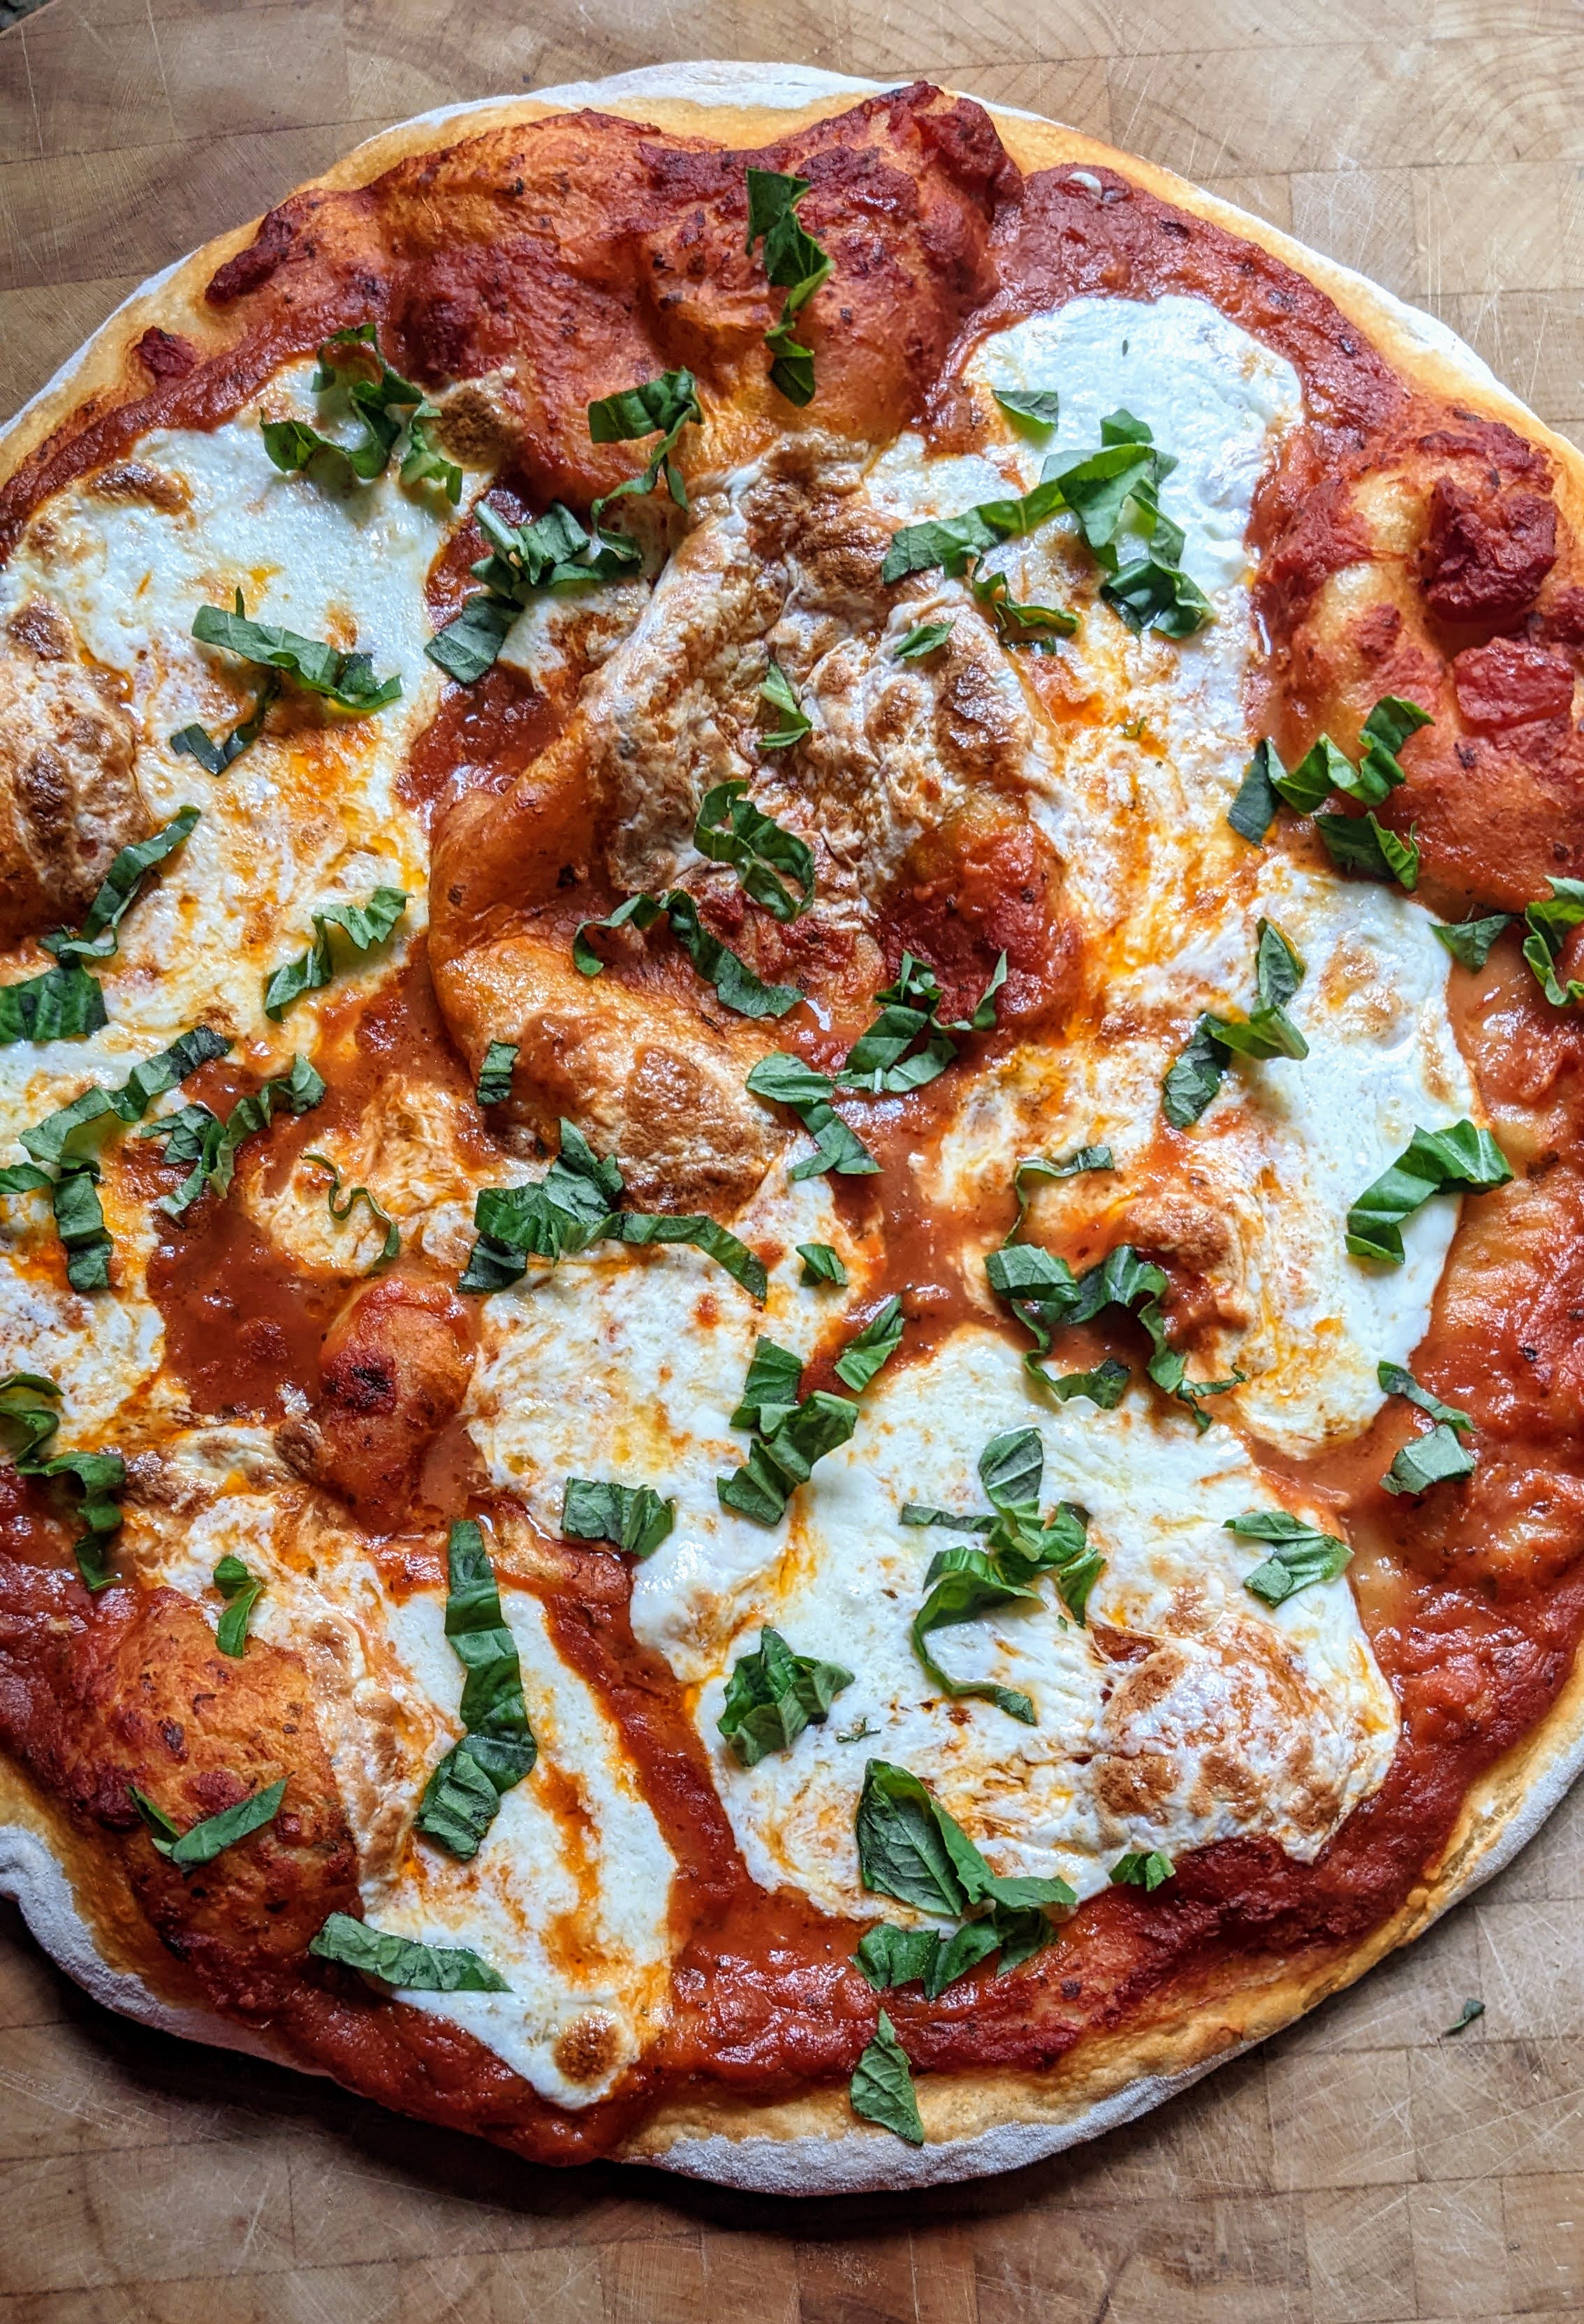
{"left": 1, "top": 62, "right": 1581, "bottom": 2191}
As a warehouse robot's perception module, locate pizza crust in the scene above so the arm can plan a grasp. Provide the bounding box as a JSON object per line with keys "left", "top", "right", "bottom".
{"left": 2, "top": 57, "right": 1583, "bottom": 2196}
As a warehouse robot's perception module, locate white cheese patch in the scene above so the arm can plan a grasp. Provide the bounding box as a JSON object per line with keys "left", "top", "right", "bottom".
{"left": 0, "top": 360, "right": 462, "bottom": 1086}
{"left": 468, "top": 1164, "right": 856, "bottom": 1684}
{"left": 140, "top": 1459, "right": 675, "bottom": 2109}
{"left": 376, "top": 1585, "right": 674, "bottom": 2109}
{"left": 698, "top": 1325, "right": 1398, "bottom": 1920}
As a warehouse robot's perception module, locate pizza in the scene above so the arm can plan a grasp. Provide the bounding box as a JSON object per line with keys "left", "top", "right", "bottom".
{"left": 1, "top": 60, "right": 1582, "bottom": 2196}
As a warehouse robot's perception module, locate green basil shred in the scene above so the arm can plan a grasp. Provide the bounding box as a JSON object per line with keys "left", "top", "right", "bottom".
{"left": 573, "top": 889, "right": 801, "bottom": 1020}
{"left": 1345, "top": 1121, "right": 1512, "bottom": 1265}
{"left": 560, "top": 1477, "right": 675, "bottom": 1560}
{"left": 0, "top": 1371, "right": 124, "bottom": 1591}
{"left": 745, "top": 169, "right": 833, "bottom": 406}
{"left": 193, "top": 591, "right": 400, "bottom": 712}
{"left": 262, "top": 322, "right": 462, "bottom": 501}
{"left": 475, "top": 1040, "right": 518, "bottom": 1108}
{"left": 303, "top": 1150, "right": 399, "bottom": 1267}
{"left": 131, "top": 1777, "right": 286, "bottom": 1868}
{"left": 692, "top": 779, "right": 814, "bottom": 922}
{"left": 140, "top": 1054, "right": 325, "bottom": 1220}
{"left": 1224, "top": 1508, "right": 1352, "bottom": 1605}
{"left": 263, "top": 887, "right": 407, "bottom": 1020}
{"left": 717, "top": 1626, "right": 853, "bottom": 1765}
{"left": 309, "top": 1911, "right": 508, "bottom": 1992}
{"left": 413, "top": 1520, "right": 536, "bottom": 1861}
{"left": 1163, "top": 918, "right": 1307, "bottom": 1128}
{"left": 212, "top": 1553, "right": 265, "bottom": 1657}
{"left": 457, "top": 1117, "right": 767, "bottom": 1302}
{"left": 849, "top": 2008, "right": 925, "bottom": 2144}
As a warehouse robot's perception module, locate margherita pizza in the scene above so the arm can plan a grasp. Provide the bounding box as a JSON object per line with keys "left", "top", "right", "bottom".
{"left": 1, "top": 62, "right": 1583, "bottom": 2193}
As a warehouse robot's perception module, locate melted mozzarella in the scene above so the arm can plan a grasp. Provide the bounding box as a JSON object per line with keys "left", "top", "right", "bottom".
{"left": 0, "top": 292, "right": 1478, "bottom": 2069}
{"left": 138, "top": 1448, "right": 675, "bottom": 2108}
{"left": 703, "top": 1325, "right": 1398, "bottom": 1918}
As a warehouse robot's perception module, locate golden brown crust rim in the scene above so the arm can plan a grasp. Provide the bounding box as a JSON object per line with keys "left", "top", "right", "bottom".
{"left": 2, "top": 62, "right": 1583, "bottom": 2189}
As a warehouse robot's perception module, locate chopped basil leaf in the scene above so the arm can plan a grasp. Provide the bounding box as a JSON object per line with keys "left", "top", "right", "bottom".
{"left": 1165, "top": 918, "right": 1308, "bottom": 1128}
{"left": 0, "top": 963, "right": 106, "bottom": 1047}
{"left": 171, "top": 673, "right": 280, "bottom": 777}
{"left": 745, "top": 169, "right": 833, "bottom": 406}
{"left": 561, "top": 1477, "right": 675, "bottom": 1560}
{"left": 992, "top": 386, "right": 1061, "bottom": 432}
{"left": 587, "top": 366, "right": 701, "bottom": 516}
{"left": 1048, "top": 413, "right": 1210, "bottom": 638}
{"left": 1382, "top": 1420, "right": 1476, "bottom": 1497}
{"left": 263, "top": 321, "right": 462, "bottom": 501}
{"left": 911, "top": 1543, "right": 1039, "bottom": 1723}
{"left": 1315, "top": 808, "right": 1420, "bottom": 890}
{"left": 1162, "top": 1018, "right": 1229, "bottom": 1129}
{"left": 309, "top": 1911, "right": 508, "bottom": 1992}
{"left": 797, "top": 1240, "right": 847, "bottom": 1286}
{"left": 94, "top": 1026, "right": 233, "bottom": 1135}
{"left": 262, "top": 886, "right": 407, "bottom": 1020}
{"left": 745, "top": 1052, "right": 878, "bottom": 1180}
{"left": 193, "top": 591, "right": 399, "bottom": 712}
{"left": 881, "top": 475, "right": 1066, "bottom": 584}
{"left": 902, "top": 1427, "right": 1103, "bottom": 1712}
{"left": 302, "top": 1151, "right": 399, "bottom": 1267}
{"left": 856, "top": 1758, "right": 1073, "bottom": 1922}
{"left": 142, "top": 1056, "right": 324, "bottom": 1220}
{"left": 837, "top": 950, "right": 1006, "bottom": 1096}
{"left": 1043, "top": 1357, "right": 1131, "bottom": 1409}
{"left": 212, "top": 1553, "right": 264, "bottom": 1657}
{"left": 18, "top": 1026, "right": 229, "bottom": 1296}
{"left": 850, "top": 2008, "right": 925, "bottom": 2144}
{"left": 1435, "top": 913, "right": 1512, "bottom": 971}
{"left": 573, "top": 888, "right": 801, "bottom": 1019}
{"left": 732, "top": 1336, "right": 804, "bottom": 1434}
{"left": 1444, "top": 1998, "right": 1485, "bottom": 2036}
{"left": 427, "top": 499, "right": 640, "bottom": 683}
{"left": 758, "top": 659, "right": 812, "bottom": 749}
{"left": 1346, "top": 1121, "right": 1512, "bottom": 1265}
{"left": 987, "top": 1233, "right": 1239, "bottom": 1432}
{"left": 0, "top": 1371, "right": 63, "bottom": 1464}
{"left": 717, "top": 1625, "right": 853, "bottom": 1765}
{"left": 855, "top": 1922, "right": 941, "bottom": 1992}
{"left": 1110, "top": 1848, "right": 1174, "bottom": 1890}
{"left": 1377, "top": 1360, "right": 1473, "bottom": 1438}
{"left": 968, "top": 561, "right": 1078, "bottom": 649}
{"left": 1521, "top": 877, "right": 1584, "bottom": 1006}
{"left": 1005, "top": 1147, "right": 1115, "bottom": 1241}
{"left": 1275, "top": 696, "right": 1429, "bottom": 816}
{"left": 43, "top": 807, "right": 200, "bottom": 967}
{"left": 717, "top": 1388, "right": 858, "bottom": 1526}
{"left": 131, "top": 1776, "right": 286, "bottom": 1868}
{"left": 414, "top": 1521, "right": 536, "bottom": 1861}
{"left": 1228, "top": 740, "right": 1281, "bottom": 844}
{"left": 1225, "top": 1508, "right": 1351, "bottom": 1604}
{"left": 893, "top": 619, "right": 955, "bottom": 661}
{"left": 476, "top": 1040, "right": 518, "bottom": 1108}
{"left": 0, "top": 1374, "right": 122, "bottom": 1592}
{"left": 833, "top": 1295, "right": 905, "bottom": 1392}
{"left": 693, "top": 778, "right": 814, "bottom": 921}
{"left": 458, "top": 1118, "right": 767, "bottom": 1301}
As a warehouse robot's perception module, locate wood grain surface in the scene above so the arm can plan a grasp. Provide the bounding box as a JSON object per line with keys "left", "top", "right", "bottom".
{"left": 1, "top": 3, "right": 1583, "bottom": 2318}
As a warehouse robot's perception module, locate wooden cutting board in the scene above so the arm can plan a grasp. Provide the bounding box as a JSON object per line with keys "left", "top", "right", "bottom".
{"left": 1, "top": 3, "right": 1582, "bottom": 2317}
